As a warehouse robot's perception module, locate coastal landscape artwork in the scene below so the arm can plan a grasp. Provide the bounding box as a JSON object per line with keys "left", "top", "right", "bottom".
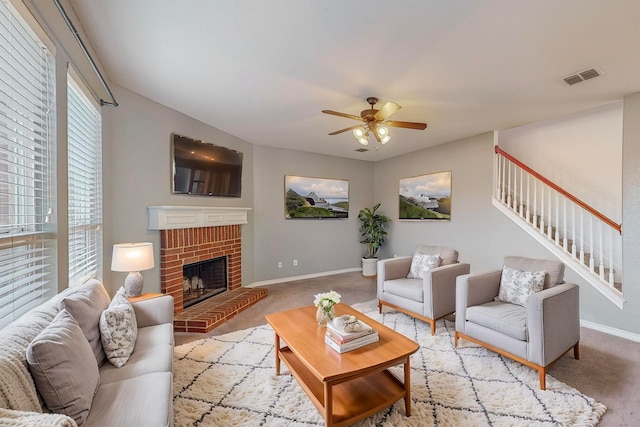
{"left": 399, "top": 171, "right": 451, "bottom": 220}
{"left": 285, "top": 175, "right": 349, "bottom": 219}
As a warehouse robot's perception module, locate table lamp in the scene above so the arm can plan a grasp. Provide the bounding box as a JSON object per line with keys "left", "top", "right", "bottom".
{"left": 111, "top": 242, "right": 155, "bottom": 297}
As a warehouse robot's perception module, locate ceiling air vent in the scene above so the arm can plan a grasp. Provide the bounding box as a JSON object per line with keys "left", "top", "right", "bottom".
{"left": 355, "top": 148, "right": 369, "bottom": 152}
{"left": 563, "top": 67, "right": 603, "bottom": 85}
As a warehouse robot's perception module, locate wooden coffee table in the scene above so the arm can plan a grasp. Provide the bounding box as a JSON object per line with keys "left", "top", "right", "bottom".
{"left": 265, "top": 303, "right": 419, "bottom": 427}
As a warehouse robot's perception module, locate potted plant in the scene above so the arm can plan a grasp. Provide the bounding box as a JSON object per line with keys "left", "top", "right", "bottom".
{"left": 358, "top": 203, "right": 390, "bottom": 277}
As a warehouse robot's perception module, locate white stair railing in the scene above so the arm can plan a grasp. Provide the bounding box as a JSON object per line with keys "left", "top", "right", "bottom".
{"left": 494, "top": 146, "right": 623, "bottom": 305}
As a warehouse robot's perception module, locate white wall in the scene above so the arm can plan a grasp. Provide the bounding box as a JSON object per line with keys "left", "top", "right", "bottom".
{"left": 104, "top": 85, "right": 254, "bottom": 295}
{"left": 251, "top": 145, "right": 374, "bottom": 282}
{"left": 498, "top": 102, "right": 623, "bottom": 222}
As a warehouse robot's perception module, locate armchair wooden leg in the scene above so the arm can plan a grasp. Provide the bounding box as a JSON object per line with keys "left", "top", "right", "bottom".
{"left": 429, "top": 320, "right": 436, "bottom": 336}
{"left": 378, "top": 300, "right": 383, "bottom": 314}
{"left": 454, "top": 332, "right": 459, "bottom": 347}
{"left": 574, "top": 342, "right": 580, "bottom": 360}
{"left": 538, "top": 367, "right": 547, "bottom": 390}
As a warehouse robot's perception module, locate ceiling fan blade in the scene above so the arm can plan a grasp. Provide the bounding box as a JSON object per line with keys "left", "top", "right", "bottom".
{"left": 328, "top": 124, "right": 364, "bottom": 135}
{"left": 374, "top": 101, "right": 401, "bottom": 121}
{"left": 385, "top": 120, "right": 427, "bottom": 130}
{"left": 322, "top": 110, "right": 364, "bottom": 121}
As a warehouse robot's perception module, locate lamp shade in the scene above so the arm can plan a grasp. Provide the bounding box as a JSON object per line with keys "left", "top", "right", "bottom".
{"left": 111, "top": 242, "right": 155, "bottom": 272}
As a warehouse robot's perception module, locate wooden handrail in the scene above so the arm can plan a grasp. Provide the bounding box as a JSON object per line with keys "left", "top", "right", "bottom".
{"left": 495, "top": 146, "right": 622, "bottom": 234}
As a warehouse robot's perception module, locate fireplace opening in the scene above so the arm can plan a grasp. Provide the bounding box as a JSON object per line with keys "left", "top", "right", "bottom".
{"left": 182, "top": 256, "right": 228, "bottom": 309}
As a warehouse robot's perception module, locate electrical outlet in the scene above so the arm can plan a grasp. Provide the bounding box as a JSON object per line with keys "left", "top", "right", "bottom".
{"left": 293, "top": 259, "right": 298, "bottom": 266}
{"left": 277, "top": 261, "right": 282, "bottom": 268}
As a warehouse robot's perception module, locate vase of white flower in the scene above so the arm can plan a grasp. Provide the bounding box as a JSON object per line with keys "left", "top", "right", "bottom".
{"left": 313, "top": 290, "right": 341, "bottom": 326}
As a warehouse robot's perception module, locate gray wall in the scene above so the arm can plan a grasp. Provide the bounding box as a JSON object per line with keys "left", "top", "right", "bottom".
{"left": 373, "top": 133, "right": 551, "bottom": 267}
{"left": 619, "top": 92, "right": 640, "bottom": 331}
{"left": 251, "top": 145, "right": 374, "bottom": 282}
{"left": 102, "top": 87, "right": 640, "bottom": 334}
{"left": 103, "top": 85, "right": 254, "bottom": 295}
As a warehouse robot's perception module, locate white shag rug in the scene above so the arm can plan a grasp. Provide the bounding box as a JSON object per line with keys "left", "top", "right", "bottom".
{"left": 173, "top": 301, "right": 606, "bottom": 426}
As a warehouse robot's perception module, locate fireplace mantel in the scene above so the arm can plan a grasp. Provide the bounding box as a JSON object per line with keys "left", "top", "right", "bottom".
{"left": 148, "top": 206, "right": 251, "bottom": 230}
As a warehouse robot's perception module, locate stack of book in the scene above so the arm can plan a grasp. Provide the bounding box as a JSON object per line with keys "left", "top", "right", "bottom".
{"left": 325, "top": 318, "right": 379, "bottom": 353}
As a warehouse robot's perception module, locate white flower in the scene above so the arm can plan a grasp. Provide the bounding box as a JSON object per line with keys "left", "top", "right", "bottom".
{"left": 313, "top": 290, "right": 341, "bottom": 312}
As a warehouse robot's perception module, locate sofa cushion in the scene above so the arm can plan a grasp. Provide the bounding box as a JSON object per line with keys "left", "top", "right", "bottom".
{"left": 466, "top": 301, "right": 528, "bottom": 341}
{"left": 495, "top": 265, "right": 546, "bottom": 306}
{"left": 26, "top": 309, "right": 100, "bottom": 427}
{"left": 503, "top": 256, "right": 564, "bottom": 289}
{"left": 406, "top": 252, "right": 441, "bottom": 279}
{"left": 136, "top": 323, "right": 174, "bottom": 348}
{"left": 382, "top": 278, "right": 424, "bottom": 302}
{"left": 415, "top": 245, "right": 458, "bottom": 266}
{"left": 100, "top": 288, "right": 138, "bottom": 368}
{"left": 58, "top": 279, "right": 111, "bottom": 366}
{"left": 99, "top": 343, "right": 174, "bottom": 385}
{"left": 86, "top": 372, "right": 173, "bottom": 427}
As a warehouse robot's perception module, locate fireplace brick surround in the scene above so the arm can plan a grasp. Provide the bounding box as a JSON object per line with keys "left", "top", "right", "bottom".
{"left": 159, "top": 223, "right": 267, "bottom": 333}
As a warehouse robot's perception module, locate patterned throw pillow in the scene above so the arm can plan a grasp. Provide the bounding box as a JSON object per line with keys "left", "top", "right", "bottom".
{"left": 99, "top": 288, "right": 137, "bottom": 368}
{"left": 407, "top": 253, "right": 441, "bottom": 279}
{"left": 495, "top": 265, "right": 547, "bottom": 306}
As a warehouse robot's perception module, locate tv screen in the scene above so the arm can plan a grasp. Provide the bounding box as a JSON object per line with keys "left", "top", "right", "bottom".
{"left": 171, "top": 133, "right": 243, "bottom": 197}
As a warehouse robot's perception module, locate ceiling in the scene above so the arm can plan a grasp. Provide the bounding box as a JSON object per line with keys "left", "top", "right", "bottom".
{"left": 67, "top": 0, "right": 640, "bottom": 162}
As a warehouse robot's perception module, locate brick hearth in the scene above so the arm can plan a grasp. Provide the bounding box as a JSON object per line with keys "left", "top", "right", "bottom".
{"left": 174, "top": 287, "right": 267, "bottom": 333}
{"left": 160, "top": 224, "right": 267, "bottom": 332}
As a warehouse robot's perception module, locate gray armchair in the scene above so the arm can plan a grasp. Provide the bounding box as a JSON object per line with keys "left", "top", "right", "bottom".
{"left": 455, "top": 256, "right": 580, "bottom": 390}
{"left": 377, "top": 245, "right": 470, "bottom": 335}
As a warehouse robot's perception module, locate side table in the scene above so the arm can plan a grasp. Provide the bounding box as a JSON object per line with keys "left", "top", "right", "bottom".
{"left": 127, "top": 293, "right": 164, "bottom": 303}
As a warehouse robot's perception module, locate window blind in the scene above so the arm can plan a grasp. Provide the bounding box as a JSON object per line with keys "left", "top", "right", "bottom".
{"left": 67, "top": 74, "right": 102, "bottom": 286}
{"left": 0, "top": 1, "right": 56, "bottom": 328}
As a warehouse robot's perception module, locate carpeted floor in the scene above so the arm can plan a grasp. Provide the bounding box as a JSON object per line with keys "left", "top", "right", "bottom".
{"left": 175, "top": 271, "right": 640, "bottom": 426}
{"left": 174, "top": 300, "right": 606, "bottom": 426}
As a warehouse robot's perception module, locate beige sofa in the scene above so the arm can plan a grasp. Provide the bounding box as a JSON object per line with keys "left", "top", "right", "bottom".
{"left": 0, "top": 280, "right": 174, "bottom": 426}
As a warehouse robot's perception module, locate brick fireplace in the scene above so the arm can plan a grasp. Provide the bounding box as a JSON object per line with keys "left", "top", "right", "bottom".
{"left": 160, "top": 225, "right": 242, "bottom": 313}
{"left": 149, "top": 206, "right": 267, "bottom": 332}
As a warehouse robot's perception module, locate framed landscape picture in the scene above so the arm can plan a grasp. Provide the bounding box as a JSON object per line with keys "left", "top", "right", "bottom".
{"left": 285, "top": 175, "right": 349, "bottom": 219}
{"left": 399, "top": 171, "right": 451, "bottom": 220}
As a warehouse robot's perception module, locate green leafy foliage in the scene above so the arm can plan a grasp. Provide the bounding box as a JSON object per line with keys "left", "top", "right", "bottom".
{"left": 399, "top": 195, "right": 450, "bottom": 219}
{"left": 286, "top": 189, "right": 338, "bottom": 218}
{"left": 291, "top": 206, "right": 335, "bottom": 218}
{"left": 358, "top": 203, "right": 390, "bottom": 258}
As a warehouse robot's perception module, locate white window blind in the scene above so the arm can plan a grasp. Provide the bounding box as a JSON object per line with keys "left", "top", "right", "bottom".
{"left": 67, "top": 74, "right": 102, "bottom": 286}
{"left": 0, "top": 1, "right": 56, "bottom": 328}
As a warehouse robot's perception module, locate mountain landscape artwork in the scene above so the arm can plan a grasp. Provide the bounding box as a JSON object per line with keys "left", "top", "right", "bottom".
{"left": 399, "top": 171, "right": 451, "bottom": 220}
{"left": 285, "top": 175, "right": 349, "bottom": 219}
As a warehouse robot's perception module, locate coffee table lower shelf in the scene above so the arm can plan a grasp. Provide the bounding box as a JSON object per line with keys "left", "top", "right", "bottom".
{"left": 279, "top": 347, "right": 407, "bottom": 427}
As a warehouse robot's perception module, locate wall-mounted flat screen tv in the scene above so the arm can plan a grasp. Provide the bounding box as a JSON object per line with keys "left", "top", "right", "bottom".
{"left": 171, "top": 133, "right": 243, "bottom": 197}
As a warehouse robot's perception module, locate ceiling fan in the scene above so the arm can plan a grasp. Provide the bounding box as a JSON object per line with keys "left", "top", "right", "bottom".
{"left": 322, "top": 97, "right": 427, "bottom": 145}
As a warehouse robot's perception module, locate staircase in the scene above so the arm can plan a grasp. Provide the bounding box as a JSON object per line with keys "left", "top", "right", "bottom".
{"left": 494, "top": 146, "right": 624, "bottom": 309}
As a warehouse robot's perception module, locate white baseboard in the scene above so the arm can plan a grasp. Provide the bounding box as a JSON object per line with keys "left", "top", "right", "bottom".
{"left": 247, "top": 268, "right": 362, "bottom": 288}
{"left": 581, "top": 319, "right": 640, "bottom": 343}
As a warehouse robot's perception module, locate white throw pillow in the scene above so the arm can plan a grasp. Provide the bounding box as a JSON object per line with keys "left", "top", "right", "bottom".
{"left": 495, "top": 265, "right": 547, "bottom": 306}
{"left": 407, "top": 252, "right": 441, "bottom": 279}
{"left": 99, "top": 287, "right": 137, "bottom": 368}
{"left": 26, "top": 309, "right": 99, "bottom": 427}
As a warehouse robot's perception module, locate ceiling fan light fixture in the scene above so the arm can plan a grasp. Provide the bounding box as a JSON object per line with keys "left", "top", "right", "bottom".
{"left": 323, "top": 97, "right": 426, "bottom": 149}
{"left": 376, "top": 126, "right": 391, "bottom": 144}
{"left": 353, "top": 127, "right": 369, "bottom": 145}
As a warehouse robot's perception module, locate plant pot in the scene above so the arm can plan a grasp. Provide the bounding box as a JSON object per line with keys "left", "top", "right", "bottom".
{"left": 361, "top": 257, "right": 378, "bottom": 278}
